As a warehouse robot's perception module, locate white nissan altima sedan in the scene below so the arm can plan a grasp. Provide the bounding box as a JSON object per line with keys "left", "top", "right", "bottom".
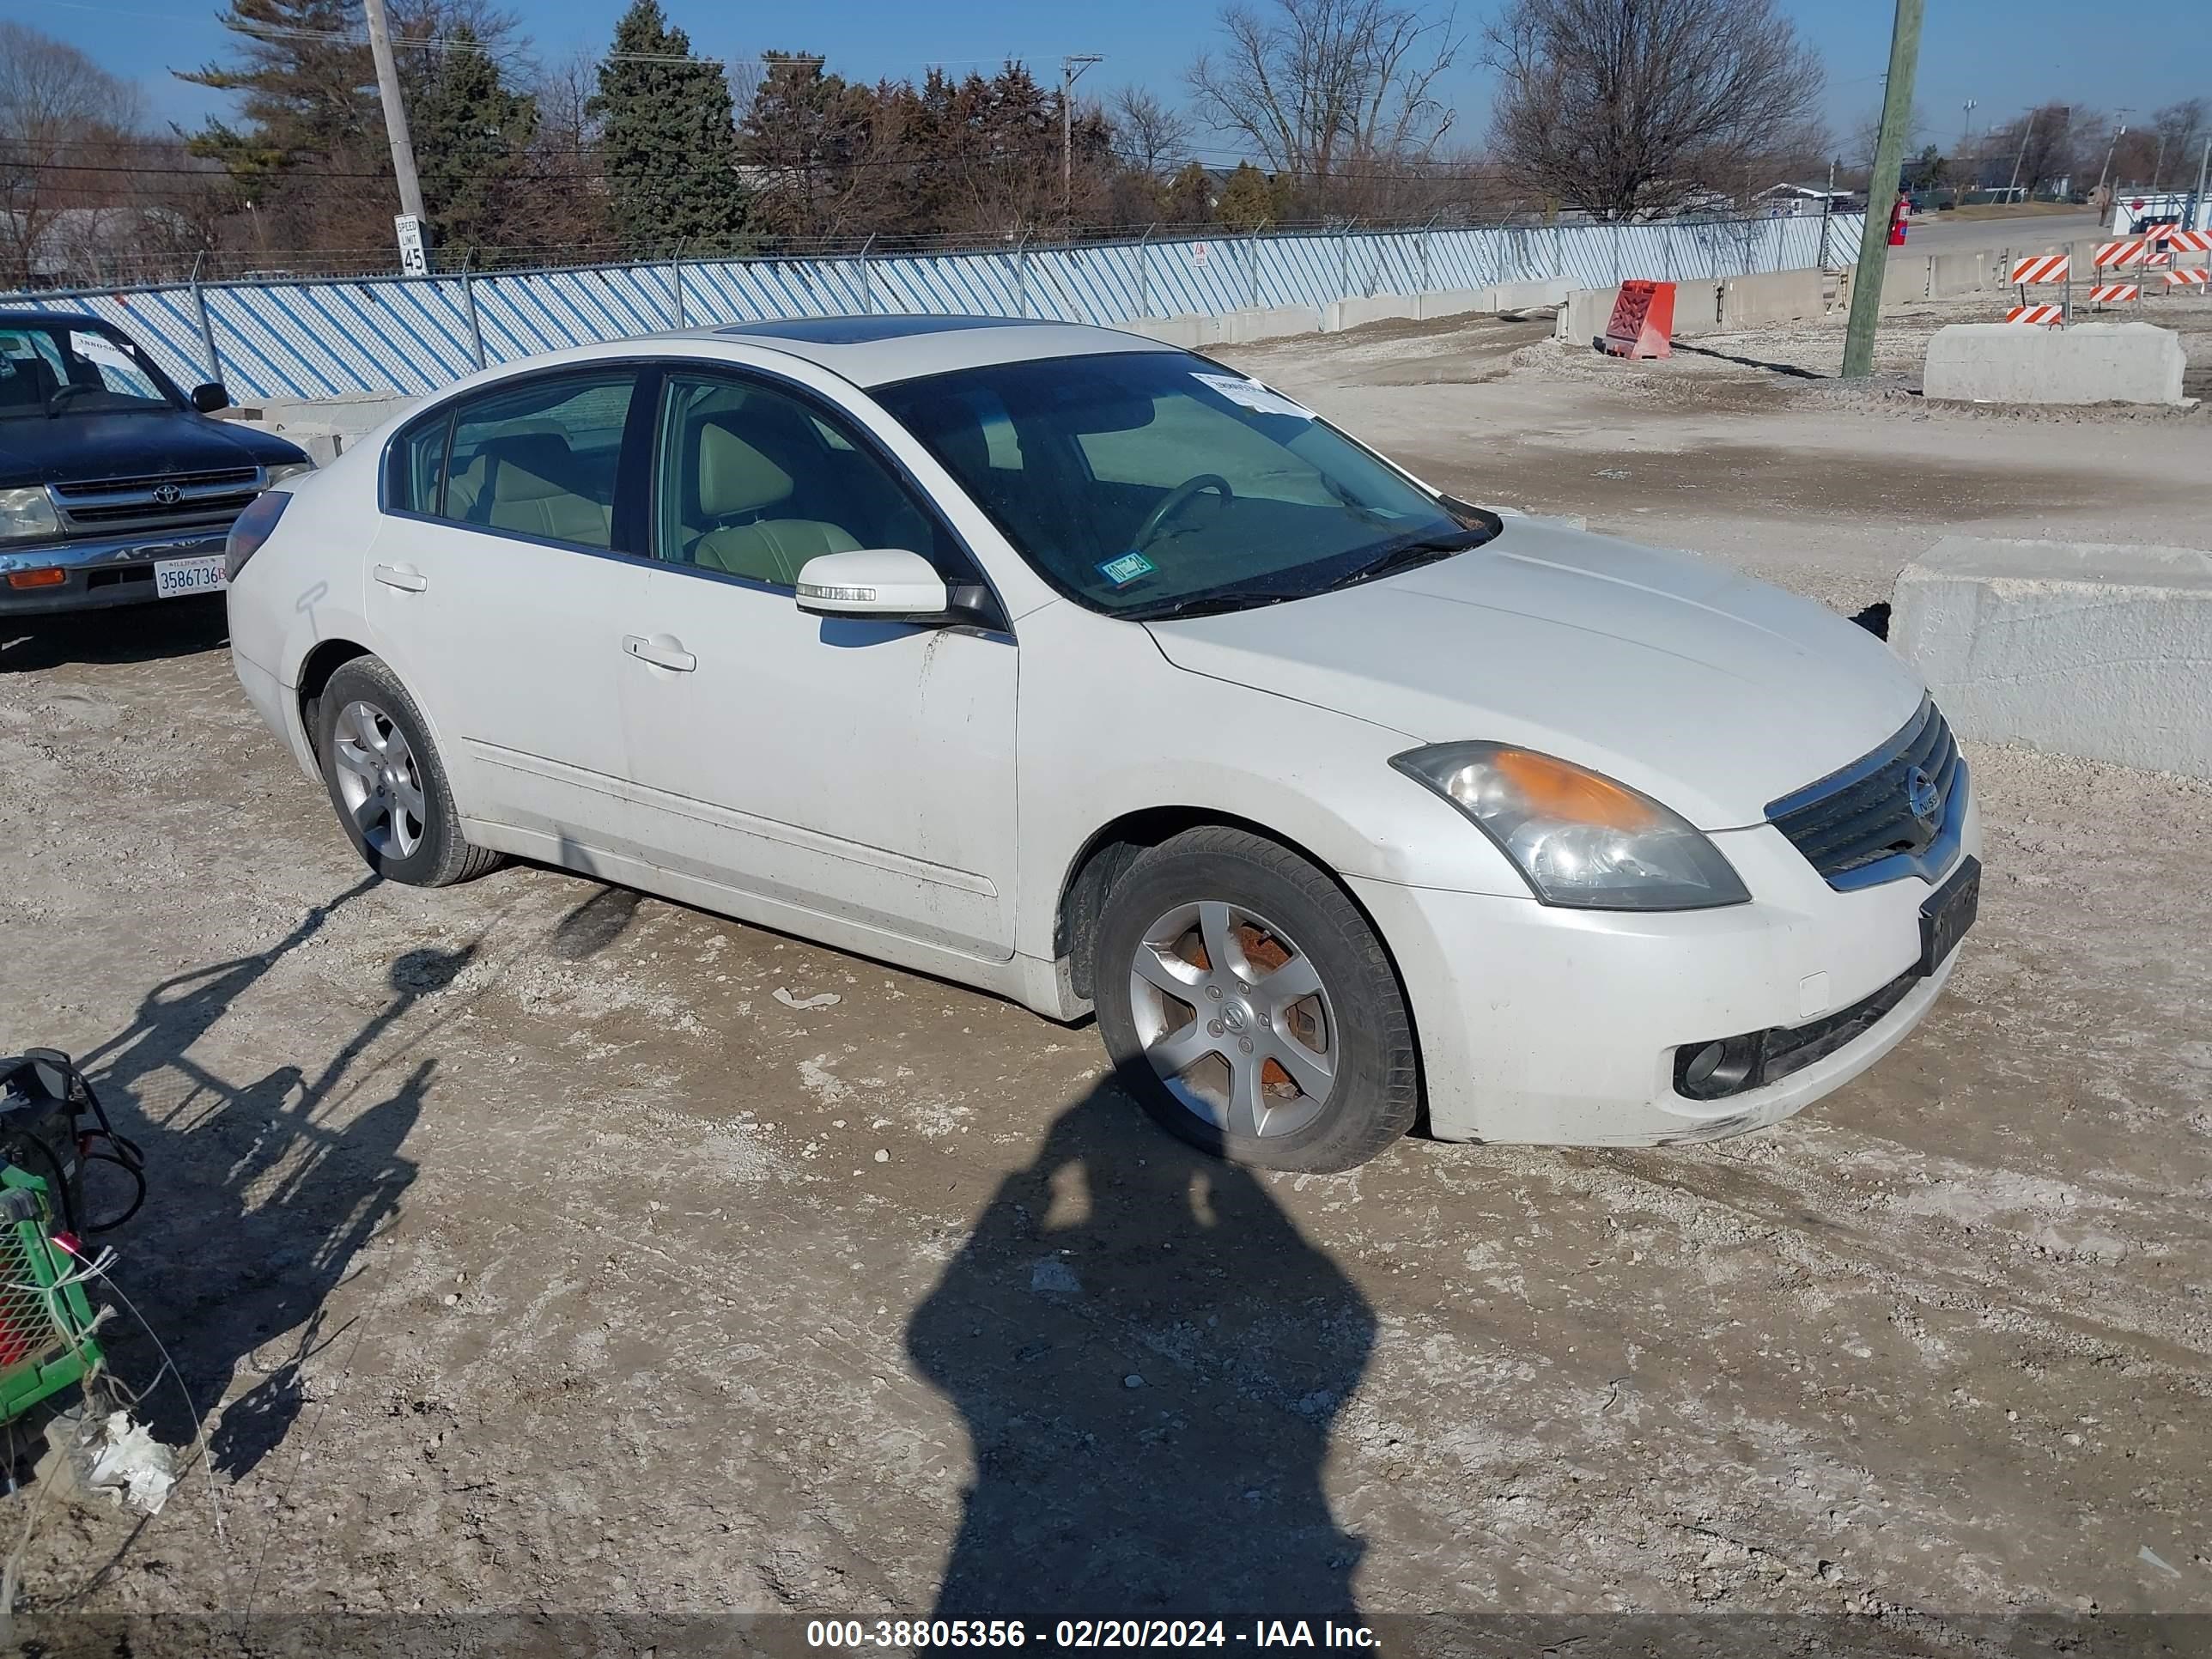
{"left": 225, "top": 316, "right": 1979, "bottom": 1171}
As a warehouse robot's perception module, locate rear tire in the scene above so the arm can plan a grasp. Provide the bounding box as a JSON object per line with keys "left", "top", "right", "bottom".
{"left": 1093, "top": 826, "right": 1418, "bottom": 1172}
{"left": 314, "top": 655, "right": 501, "bottom": 887}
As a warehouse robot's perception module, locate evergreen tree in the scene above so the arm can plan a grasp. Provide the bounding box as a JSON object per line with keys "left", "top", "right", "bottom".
{"left": 1215, "top": 161, "right": 1273, "bottom": 229}
{"left": 178, "top": 0, "right": 387, "bottom": 246}
{"left": 1165, "top": 161, "right": 1215, "bottom": 223}
{"left": 588, "top": 0, "right": 745, "bottom": 252}
{"left": 407, "top": 24, "right": 537, "bottom": 262}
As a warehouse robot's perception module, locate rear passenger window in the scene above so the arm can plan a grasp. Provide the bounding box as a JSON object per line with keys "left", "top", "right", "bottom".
{"left": 395, "top": 416, "right": 451, "bottom": 514}
{"left": 428, "top": 374, "right": 635, "bottom": 549}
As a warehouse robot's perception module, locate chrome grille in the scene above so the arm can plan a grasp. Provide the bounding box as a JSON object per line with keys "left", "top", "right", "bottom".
{"left": 1766, "top": 701, "right": 1964, "bottom": 889}
{"left": 50, "top": 466, "right": 264, "bottom": 535}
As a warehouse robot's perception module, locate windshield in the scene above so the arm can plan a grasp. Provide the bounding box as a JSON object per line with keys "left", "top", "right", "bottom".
{"left": 873, "top": 350, "right": 1494, "bottom": 617}
{"left": 0, "top": 322, "right": 179, "bottom": 421}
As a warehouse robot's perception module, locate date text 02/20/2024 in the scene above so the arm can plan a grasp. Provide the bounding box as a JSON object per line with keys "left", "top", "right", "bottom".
{"left": 805, "top": 1620, "right": 1381, "bottom": 1650}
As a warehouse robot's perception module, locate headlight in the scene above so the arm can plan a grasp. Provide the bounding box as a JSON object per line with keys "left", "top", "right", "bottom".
{"left": 264, "top": 461, "right": 315, "bottom": 486}
{"left": 1391, "top": 741, "right": 1749, "bottom": 910}
{"left": 0, "top": 486, "right": 60, "bottom": 542}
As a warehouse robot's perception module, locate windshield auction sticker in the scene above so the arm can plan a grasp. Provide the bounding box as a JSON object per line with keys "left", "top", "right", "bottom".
{"left": 1191, "top": 372, "right": 1315, "bottom": 420}
{"left": 1097, "top": 551, "right": 1156, "bottom": 586}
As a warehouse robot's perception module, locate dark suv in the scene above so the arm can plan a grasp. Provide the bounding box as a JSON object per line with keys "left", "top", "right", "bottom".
{"left": 2, "top": 311, "right": 311, "bottom": 619}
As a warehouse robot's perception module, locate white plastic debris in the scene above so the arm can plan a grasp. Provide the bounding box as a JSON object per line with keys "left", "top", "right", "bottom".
{"left": 86, "top": 1411, "right": 179, "bottom": 1517}
{"left": 773, "top": 988, "right": 842, "bottom": 1011}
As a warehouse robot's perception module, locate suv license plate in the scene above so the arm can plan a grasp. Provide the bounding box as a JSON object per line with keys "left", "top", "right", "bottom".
{"left": 1918, "top": 855, "right": 1980, "bottom": 976}
{"left": 153, "top": 556, "right": 228, "bottom": 598}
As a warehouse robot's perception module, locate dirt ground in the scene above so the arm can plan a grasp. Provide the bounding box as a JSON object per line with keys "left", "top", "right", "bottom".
{"left": 1, "top": 304, "right": 2209, "bottom": 1649}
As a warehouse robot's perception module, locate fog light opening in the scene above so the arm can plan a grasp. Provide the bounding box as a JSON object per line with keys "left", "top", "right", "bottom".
{"left": 1674, "top": 1033, "right": 1762, "bottom": 1101}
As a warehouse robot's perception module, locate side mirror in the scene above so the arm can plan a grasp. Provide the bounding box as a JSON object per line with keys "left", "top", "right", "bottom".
{"left": 794, "top": 549, "right": 949, "bottom": 620}
{"left": 189, "top": 381, "right": 229, "bottom": 414}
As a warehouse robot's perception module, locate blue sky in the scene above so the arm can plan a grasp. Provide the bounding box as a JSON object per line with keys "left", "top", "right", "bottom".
{"left": 9, "top": 0, "right": 2209, "bottom": 162}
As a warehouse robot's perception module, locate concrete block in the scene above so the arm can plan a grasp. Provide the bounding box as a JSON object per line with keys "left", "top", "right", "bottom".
{"left": 1923, "top": 321, "right": 2186, "bottom": 405}
{"left": 1928, "top": 251, "right": 1998, "bottom": 297}
{"left": 227, "top": 390, "right": 417, "bottom": 434}
{"left": 1323, "top": 294, "right": 1419, "bottom": 331}
{"left": 1220, "top": 304, "right": 1322, "bottom": 343}
{"left": 1892, "top": 538, "right": 2212, "bottom": 779}
{"left": 1719, "top": 266, "right": 1826, "bottom": 327}
{"left": 1486, "top": 277, "right": 1571, "bottom": 313}
{"left": 1115, "top": 313, "right": 1222, "bottom": 349}
{"left": 1555, "top": 286, "right": 1617, "bottom": 347}
{"left": 1417, "top": 288, "right": 1491, "bottom": 320}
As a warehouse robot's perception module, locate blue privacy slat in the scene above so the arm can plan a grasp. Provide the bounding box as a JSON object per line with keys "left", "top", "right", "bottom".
{"left": 3, "top": 216, "right": 1863, "bottom": 400}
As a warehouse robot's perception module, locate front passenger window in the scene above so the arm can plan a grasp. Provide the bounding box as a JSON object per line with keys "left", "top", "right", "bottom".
{"left": 653, "top": 374, "right": 959, "bottom": 587}
{"left": 435, "top": 374, "right": 635, "bottom": 550}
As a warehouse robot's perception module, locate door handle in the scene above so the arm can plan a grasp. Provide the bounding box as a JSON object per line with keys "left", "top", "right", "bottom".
{"left": 373, "top": 563, "right": 428, "bottom": 592}
{"left": 623, "top": 634, "right": 696, "bottom": 672}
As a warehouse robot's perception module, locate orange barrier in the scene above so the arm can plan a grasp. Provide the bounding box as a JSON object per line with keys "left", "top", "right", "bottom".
{"left": 1601, "top": 281, "right": 1675, "bottom": 359}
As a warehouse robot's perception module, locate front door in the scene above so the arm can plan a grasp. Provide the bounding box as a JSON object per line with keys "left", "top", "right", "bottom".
{"left": 366, "top": 368, "right": 653, "bottom": 858}
{"left": 616, "top": 368, "right": 1018, "bottom": 960}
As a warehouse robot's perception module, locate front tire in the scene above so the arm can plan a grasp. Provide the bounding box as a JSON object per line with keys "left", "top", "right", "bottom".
{"left": 1093, "top": 826, "right": 1419, "bottom": 1172}
{"left": 314, "top": 655, "right": 501, "bottom": 887}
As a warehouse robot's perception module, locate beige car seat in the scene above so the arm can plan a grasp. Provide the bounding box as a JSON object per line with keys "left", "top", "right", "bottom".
{"left": 687, "top": 420, "right": 859, "bottom": 584}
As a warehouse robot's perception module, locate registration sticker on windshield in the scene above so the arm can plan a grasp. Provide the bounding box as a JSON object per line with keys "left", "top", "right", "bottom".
{"left": 1192, "top": 372, "right": 1314, "bottom": 420}
{"left": 1097, "top": 550, "right": 1156, "bottom": 586}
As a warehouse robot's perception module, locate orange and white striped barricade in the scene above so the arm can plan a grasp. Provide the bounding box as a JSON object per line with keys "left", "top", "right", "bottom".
{"left": 2009, "top": 253, "right": 2069, "bottom": 285}
{"left": 2165, "top": 269, "right": 2209, "bottom": 288}
{"left": 2087, "top": 283, "right": 2141, "bottom": 307}
{"left": 2008, "top": 254, "right": 2069, "bottom": 325}
{"left": 2094, "top": 240, "right": 2148, "bottom": 268}
{"left": 2004, "top": 304, "right": 2065, "bottom": 325}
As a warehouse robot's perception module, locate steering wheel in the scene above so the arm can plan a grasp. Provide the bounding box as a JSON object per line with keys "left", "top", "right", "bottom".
{"left": 45, "top": 382, "right": 98, "bottom": 416}
{"left": 1133, "top": 473, "right": 1233, "bottom": 550}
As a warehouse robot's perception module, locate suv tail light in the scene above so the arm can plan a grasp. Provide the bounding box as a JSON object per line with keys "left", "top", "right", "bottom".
{"left": 224, "top": 489, "right": 292, "bottom": 581}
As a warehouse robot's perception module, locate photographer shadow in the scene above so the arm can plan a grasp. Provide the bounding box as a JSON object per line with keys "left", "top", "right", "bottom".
{"left": 907, "top": 1072, "right": 1374, "bottom": 1619}
{"left": 72, "top": 880, "right": 466, "bottom": 1480}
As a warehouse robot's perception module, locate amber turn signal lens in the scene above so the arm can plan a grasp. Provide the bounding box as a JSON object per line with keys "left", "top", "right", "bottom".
{"left": 1490, "top": 747, "right": 1662, "bottom": 831}
{"left": 6, "top": 568, "right": 66, "bottom": 590}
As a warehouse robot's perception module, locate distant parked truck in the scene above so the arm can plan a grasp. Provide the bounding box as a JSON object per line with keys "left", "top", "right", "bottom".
{"left": 0, "top": 311, "right": 312, "bottom": 623}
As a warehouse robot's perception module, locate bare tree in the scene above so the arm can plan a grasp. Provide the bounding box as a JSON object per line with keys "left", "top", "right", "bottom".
{"left": 1484, "top": 0, "right": 1823, "bottom": 220}
{"left": 1187, "top": 0, "right": 1461, "bottom": 211}
{"left": 1111, "top": 87, "right": 1195, "bottom": 179}
{"left": 2151, "top": 98, "right": 2207, "bottom": 190}
{"left": 0, "top": 21, "right": 145, "bottom": 286}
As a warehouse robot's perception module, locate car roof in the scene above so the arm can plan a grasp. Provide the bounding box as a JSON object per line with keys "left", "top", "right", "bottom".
{"left": 687, "top": 315, "right": 1165, "bottom": 387}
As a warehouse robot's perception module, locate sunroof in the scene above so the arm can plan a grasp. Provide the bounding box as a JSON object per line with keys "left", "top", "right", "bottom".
{"left": 718, "top": 315, "right": 1046, "bottom": 345}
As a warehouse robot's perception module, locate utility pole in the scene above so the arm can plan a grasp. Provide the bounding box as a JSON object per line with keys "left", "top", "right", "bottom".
{"left": 2007, "top": 106, "right": 2035, "bottom": 201}
{"left": 2097, "top": 111, "right": 2132, "bottom": 196}
{"left": 363, "top": 0, "right": 428, "bottom": 252}
{"left": 1840, "top": 0, "right": 1924, "bottom": 380}
{"left": 1060, "top": 54, "right": 1104, "bottom": 216}
{"left": 2197, "top": 137, "right": 2211, "bottom": 231}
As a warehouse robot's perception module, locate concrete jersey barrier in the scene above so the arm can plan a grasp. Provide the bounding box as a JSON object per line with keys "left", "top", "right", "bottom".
{"left": 1893, "top": 538, "right": 2212, "bottom": 780}
{"left": 1923, "top": 321, "right": 2187, "bottom": 405}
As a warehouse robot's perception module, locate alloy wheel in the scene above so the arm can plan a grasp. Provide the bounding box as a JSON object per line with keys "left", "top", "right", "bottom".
{"left": 1126, "top": 899, "right": 1338, "bottom": 1139}
{"left": 330, "top": 699, "right": 428, "bottom": 860}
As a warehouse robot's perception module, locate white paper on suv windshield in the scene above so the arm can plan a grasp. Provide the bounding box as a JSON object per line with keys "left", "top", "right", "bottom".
{"left": 1190, "top": 372, "right": 1315, "bottom": 421}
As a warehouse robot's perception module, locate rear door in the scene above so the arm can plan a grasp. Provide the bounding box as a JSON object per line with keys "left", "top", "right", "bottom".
{"left": 366, "top": 368, "right": 657, "bottom": 859}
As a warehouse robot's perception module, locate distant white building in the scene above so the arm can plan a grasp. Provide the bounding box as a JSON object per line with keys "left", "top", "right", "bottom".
{"left": 1753, "top": 183, "right": 1856, "bottom": 216}
{"left": 2109, "top": 189, "right": 2211, "bottom": 235}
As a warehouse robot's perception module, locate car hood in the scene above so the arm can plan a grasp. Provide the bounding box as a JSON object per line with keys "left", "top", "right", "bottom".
{"left": 0, "top": 410, "right": 305, "bottom": 487}
{"left": 1143, "top": 518, "right": 1925, "bottom": 829}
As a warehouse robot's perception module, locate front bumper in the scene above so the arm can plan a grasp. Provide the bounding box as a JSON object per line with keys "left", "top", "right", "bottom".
{"left": 1350, "top": 784, "right": 1983, "bottom": 1146}
{"left": 0, "top": 527, "right": 229, "bottom": 617}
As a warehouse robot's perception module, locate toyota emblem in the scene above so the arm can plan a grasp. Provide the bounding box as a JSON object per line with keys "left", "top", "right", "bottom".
{"left": 152, "top": 483, "right": 182, "bottom": 506}
{"left": 1905, "top": 766, "right": 1941, "bottom": 828}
